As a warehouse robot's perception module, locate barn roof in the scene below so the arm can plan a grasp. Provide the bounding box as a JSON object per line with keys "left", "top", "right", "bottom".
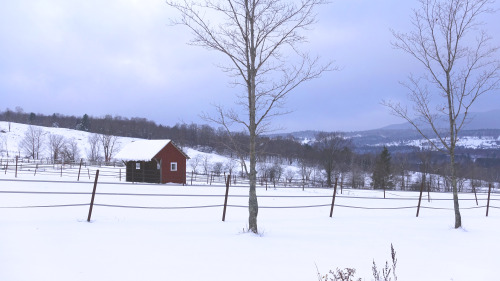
{"left": 115, "top": 139, "right": 188, "bottom": 161}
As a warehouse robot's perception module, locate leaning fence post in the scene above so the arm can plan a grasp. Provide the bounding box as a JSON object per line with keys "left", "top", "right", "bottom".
{"left": 472, "top": 185, "right": 478, "bottom": 205}
{"left": 329, "top": 177, "right": 339, "bottom": 218}
{"left": 416, "top": 179, "right": 424, "bottom": 217}
{"left": 222, "top": 174, "right": 231, "bottom": 222}
{"left": 87, "top": 170, "right": 100, "bottom": 222}
{"left": 486, "top": 183, "right": 492, "bottom": 217}
{"left": 77, "top": 159, "right": 83, "bottom": 181}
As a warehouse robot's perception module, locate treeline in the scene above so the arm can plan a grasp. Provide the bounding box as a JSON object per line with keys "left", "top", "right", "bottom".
{"left": 1, "top": 108, "right": 499, "bottom": 188}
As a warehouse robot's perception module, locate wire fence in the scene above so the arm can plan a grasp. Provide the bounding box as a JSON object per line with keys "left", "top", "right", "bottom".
{"left": 0, "top": 178, "right": 498, "bottom": 216}
{"left": 3, "top": 158, "right": 500, "bottom": 195}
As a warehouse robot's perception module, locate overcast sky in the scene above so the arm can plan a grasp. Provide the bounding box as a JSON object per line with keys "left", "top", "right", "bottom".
{"left": 1, "top": 0, "right": 499, "bottom": 133}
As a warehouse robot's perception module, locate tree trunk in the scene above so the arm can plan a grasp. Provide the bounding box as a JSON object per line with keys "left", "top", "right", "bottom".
{"left": 450, "top": 146, "right": 462, "bottom": 228}
{"left": 248, "top": 36, "right": 258, "bottom": 233}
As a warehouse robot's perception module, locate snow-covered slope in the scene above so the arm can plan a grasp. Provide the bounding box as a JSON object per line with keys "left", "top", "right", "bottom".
{"left": 0, "top": 121, "right": 139, "bottom": 160}
{"left": 0, "top": 121, "right": 276, "bottom": 175}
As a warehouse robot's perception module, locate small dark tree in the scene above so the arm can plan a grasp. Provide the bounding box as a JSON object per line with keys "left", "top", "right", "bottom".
{"left": 77, "top": 114, "right": 91, "bottom": 132}
{"left": 28, "top": 112, "right": 36, "bottom": 125}
{"left": 372, "top": 147, "right": 393, "bottom": 191}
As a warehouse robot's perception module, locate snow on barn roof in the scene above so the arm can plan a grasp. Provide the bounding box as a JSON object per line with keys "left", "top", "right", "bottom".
{"left": 115, "top": 139, "right": 172, "bottom": 161}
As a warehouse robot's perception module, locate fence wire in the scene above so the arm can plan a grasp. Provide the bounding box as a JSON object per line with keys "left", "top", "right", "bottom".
{"left": 0, "top": 190, "right": 498, "bottom": 211}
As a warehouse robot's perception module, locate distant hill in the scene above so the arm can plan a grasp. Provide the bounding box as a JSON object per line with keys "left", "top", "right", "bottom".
{"left": 268, "top": 109, "right": 500, "bottom": 153}
{"left": 380, "top": 109, "right": 500, "bottom": 130}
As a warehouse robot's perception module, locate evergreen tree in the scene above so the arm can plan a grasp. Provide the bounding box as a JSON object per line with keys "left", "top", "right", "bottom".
{"left": 28, "top": 112, "right": 36, "bottom": 124}
{"left": 372, "top": 146, "right": 393, "bottom": 190}
{"left": 77, "top": 114, "right": 91, "bottom": 131}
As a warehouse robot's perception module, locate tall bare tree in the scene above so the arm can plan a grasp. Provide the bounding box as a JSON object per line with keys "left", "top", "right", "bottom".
{"left": 385, "top": 0, "right": 500, "bottom": 228}
{"left": 167, "top": 0, "right": 332, "bottom": 233}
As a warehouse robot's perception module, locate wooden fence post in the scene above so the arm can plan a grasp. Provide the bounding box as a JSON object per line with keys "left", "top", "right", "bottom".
{"left": 4, "top": 160, "right": 8, "bottom": 175}
{"left": 15, "top": 156, "right": 18, "bottom": 178}
{"left": 222, "top": 174, "right": 231, "bottom": 221}
{"left": 77, "top": 159, "right": 83, "bottom": 181}
{"left": 472, "top": 185, "right": 478, "bottom": 205}
{"left": 340, "top": 177, "right": 343, "bottom": 194}
{"left": 416, "top": 179, "right": 424, "bottom": 217}
{"left": 60, "top": 162, "right": 63, "bottom": 177}
{"left": 427, "top": 181, "right": 431, "bottom": 202}
{"left": 34, "top": 163, "right": 38, "bottom": 176}
{"left": 87, "top": 170, "right": 100, "bottom": 222}
{"left": 486, "top": 183, "right": 492, "bottom": 217}
{"left": 329, "top": 177, "right": 338, "bottom": 218}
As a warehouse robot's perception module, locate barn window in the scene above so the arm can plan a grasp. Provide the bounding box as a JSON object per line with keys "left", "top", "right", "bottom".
{"left": 157, "top": 163, "right": 161, "bottom": 170}
{"left": 170, "top": 162, "right": 177, "bottom": 171}
{"left": 136, "top": 163, "right": 140, "bottom": 169}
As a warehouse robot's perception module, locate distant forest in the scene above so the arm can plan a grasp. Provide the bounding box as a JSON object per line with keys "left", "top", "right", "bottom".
{"left": 1, "top": 107, "right": 499, "bottom": 188}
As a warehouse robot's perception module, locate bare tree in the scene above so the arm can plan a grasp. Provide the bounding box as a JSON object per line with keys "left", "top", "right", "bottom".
{"left": 189, "top": 154, "right": 203, "bottom": 174}
{"left": 224, "top": 157, "right": 239, "bottom": 176}
{"left": 167, "top": 0, "right": 332, "bottom": 233}
{"left": 201, "top": 154, "right": 212, "bottom": 176}
{"left": 385, "top": 0, "right": 500, "bottom": 228}
{"left": 20, "top": 126, "right": 45, "bottom": 160}
{"left": 284, "top": 168, "right": 295, "bottom": 187}
{"left": 62, "top": 138, "right": 80, "bottom": 162}
{"left": 316, "top": 132, "right": 352, "bottom": 187}
{"left": 213, "top": 162, "right": 224, "bottom": 176}
{"left": 47, "top": 134, "right": 66, "bottom": 163}
{"left": 0, "top": 134, "right": 6, "bottom": 157}
{"left": 87, "top": 133, "right": 101, "bottom": 163}
{"left": 98, "top": 134, "right": 119, "bottom": 163}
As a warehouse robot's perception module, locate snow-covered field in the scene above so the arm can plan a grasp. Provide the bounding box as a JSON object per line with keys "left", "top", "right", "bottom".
{"left": 1, "top": 167, "right": 499, "bottom": 281}
{"left": 1, "top": 121, "right": 499, "bottom": 280}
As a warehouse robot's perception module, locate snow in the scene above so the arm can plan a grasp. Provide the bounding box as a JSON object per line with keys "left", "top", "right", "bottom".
{"left": 381, "top": 135, "right": 500, "bottom": 150}
{"left": 0, "top": 121, "right": 140, "bottom": 160}
{"left": 1, "top": 121, "right": 499, "bottom": 280}
{"left": 114, "top": 139, "right": 172, "bottom": 161}
{"left": 0, "top": 168, "right": 499, "bottom": 281}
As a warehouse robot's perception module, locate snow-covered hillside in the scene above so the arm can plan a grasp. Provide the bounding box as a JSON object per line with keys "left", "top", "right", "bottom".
{"left": 0, "top": 122, "right": 302, "bottom": 177}
{"left": 0, "top": 121, "right": 139, "bottom": 160}
{"left": 381, "top": 135, "right": 500, "bottom": 149}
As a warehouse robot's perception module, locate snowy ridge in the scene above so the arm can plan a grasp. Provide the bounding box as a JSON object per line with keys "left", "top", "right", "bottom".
{"left": 378, "top": 135, "right": 500, "bottom": 149}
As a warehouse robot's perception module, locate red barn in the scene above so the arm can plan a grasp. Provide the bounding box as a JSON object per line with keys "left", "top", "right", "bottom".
{"left": 115, "top": 140, "right": 189, "bottom": 184}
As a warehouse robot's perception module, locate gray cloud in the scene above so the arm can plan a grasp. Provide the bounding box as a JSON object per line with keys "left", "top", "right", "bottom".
{"left": 1, "top": 0, "right": 499, "bottom": 133}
